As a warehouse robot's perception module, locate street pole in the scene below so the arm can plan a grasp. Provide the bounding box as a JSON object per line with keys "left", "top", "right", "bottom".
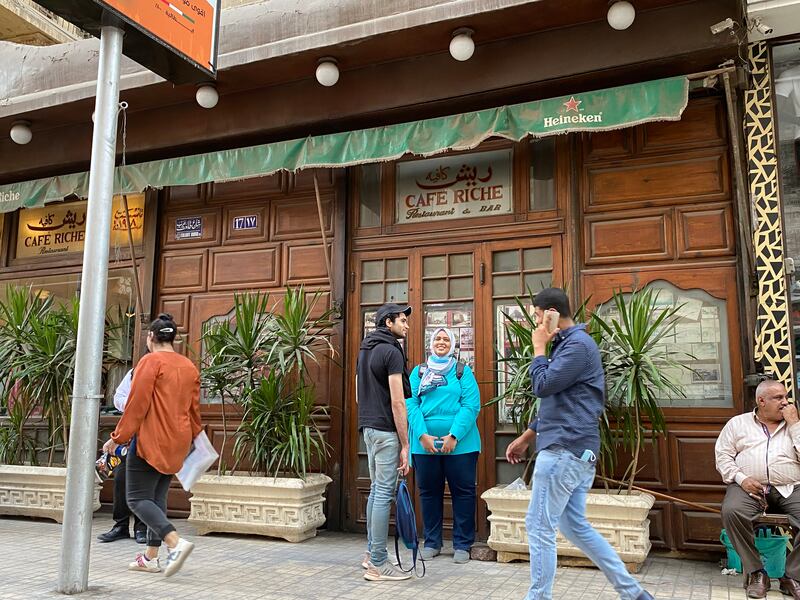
{"left": 57, "top": 24, "right": 124, "bottom": 595}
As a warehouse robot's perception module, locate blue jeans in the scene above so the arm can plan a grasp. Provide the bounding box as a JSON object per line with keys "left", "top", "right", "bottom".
{"left": 364, "top": 427, "right": 400, "bottom": 567}
{"left": 526, "top": 448, "right": 644, "bottom": 600}
{"left": 413, "top": 451, "right": 478, "bottom": 551}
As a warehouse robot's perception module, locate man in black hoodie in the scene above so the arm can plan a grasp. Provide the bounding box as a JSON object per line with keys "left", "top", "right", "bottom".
{"left": 357, "top": 302, "right": 412, "bottom": 582}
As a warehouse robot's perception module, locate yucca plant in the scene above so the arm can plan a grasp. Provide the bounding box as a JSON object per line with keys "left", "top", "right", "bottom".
{"left": 592, "top": 287, "right": 689, "bottom": 491}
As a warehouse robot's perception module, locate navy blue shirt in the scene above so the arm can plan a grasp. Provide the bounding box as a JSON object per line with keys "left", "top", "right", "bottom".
{"left": 528, "top": 324, "right": 605, "bottom": 458}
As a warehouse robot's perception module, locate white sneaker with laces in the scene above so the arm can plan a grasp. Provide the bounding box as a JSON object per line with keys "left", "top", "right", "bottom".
{"left": 163, "top": 537, "right": 194, "bottom": 577}
{"left": 363, "top": 561, "right": 411, "bottom": 581}
{"left": 128, "top": 553, "right": 161, "bottom": 573}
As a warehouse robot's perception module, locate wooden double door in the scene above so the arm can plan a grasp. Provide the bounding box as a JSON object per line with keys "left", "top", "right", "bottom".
{"left": 344, "top": 235, "right": 562, "bottom": 538}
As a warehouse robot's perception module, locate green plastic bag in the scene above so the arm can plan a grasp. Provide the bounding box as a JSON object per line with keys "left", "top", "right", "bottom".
{"left": 721, "top": 528, "right": 790, "bottom": 578}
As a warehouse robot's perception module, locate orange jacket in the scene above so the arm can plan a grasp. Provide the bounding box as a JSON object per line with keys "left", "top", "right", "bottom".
{"left": 112, "top": 351, "right": 202, "bottom": 474}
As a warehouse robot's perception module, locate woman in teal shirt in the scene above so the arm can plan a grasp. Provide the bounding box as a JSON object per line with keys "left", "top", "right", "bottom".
{"left": 407, "top": 326, "right": 481, "bottom": 564}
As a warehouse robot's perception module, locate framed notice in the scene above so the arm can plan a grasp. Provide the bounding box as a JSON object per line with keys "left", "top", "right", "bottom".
{"left": 396, "top": 149, "right": 513, "bottom": 224}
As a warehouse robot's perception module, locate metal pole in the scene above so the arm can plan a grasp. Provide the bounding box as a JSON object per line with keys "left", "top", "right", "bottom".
{"left": 57, "top": 24, "right": 124, "bottom": 595}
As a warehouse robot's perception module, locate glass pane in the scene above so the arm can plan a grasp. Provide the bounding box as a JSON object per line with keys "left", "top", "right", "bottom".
{"left": 363, "top": 309, "right": 377, "bottom": 337}
{"left": 449, "top": 277, "right": 474, "bottom": 299}
{"left": 358, "top": 164, "right": 381, "bottom": 228}
{"left": 774, "top": 43, "right": 800, "bottom": 394}
{"left": 361, "top": 282, "right": 383, "bottom": 303}
{"left": 386, "top": 258, "right": 408, "bottom": 279}
{"left": 358, "top": 456, "right": 370, "bottom": 478}
{"left": 385, "top": 281, "right": 408, "bottom": 303}
{"left": 530, "top": 138, "right": 556, "bottom": 211}
{"left": 423, "top": 278, "right": 447, "bottom": 301}
{"left": 494, "top": 300, "right": 534, "bottom": 423}
{"left": 524, "top": 272, "right": 552, "bottom": 293}
{"left": 493, "top": 274, "right": 521, "bottom": 297}
{"left": 492, "top": 250, "right": 519, "bottom": 273}
{"left": 523, "top": 248, "right": 552, "bottom": 271}
{"left": 449, "top": 254, "right": 473, "bottom": 276}
{"left": 596, "top": 281, "right": 732, "bottom": 408}
{"left": 362, "top": 260, "right": 383, "bottom": 282}
{"left": 423, "top": 255, "right": 446, "bottom": 277}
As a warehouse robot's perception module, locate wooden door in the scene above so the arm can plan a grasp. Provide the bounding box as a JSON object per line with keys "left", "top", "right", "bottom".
{"left": 343, "top": 235, "right": 563, "bottom": 539}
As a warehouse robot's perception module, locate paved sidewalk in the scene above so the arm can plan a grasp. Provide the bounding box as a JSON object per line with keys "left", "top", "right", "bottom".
{"left": 0, "top": 514, "right": 773, "bottom": 599}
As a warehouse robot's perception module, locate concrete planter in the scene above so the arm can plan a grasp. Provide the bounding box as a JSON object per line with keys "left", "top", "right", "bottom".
{"left": 188, "top": 473, "right": 332, "bottom": 542}
{"left": 0, "top": 465, "right": 101, "bottom": 523}
{"left": 481, "top": 486, "right": 655, "bottom": 571}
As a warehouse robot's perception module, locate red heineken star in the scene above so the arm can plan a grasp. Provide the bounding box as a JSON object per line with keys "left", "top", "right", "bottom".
{"left": 563, "top": 96, "right": 581, "bottom": 112}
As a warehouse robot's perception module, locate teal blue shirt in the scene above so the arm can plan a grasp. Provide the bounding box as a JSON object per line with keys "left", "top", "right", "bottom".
{"left": 406, "top": 363, "right": 481, "bottom": 456}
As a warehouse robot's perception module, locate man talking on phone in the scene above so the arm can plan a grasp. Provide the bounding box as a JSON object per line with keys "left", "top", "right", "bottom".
{"left": 505, "top": 288, "right": 653, "bottom": 600}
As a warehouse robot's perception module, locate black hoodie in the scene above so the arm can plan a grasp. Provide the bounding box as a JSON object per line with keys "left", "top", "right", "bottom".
{"left": 357, "top": 328, "right": 412, "bottom": 432}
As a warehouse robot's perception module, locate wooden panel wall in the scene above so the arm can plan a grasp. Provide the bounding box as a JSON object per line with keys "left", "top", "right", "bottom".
{"left": 579, "top": 96, "right": 739, "bottom": 553}
{"left": 155, "top": 170, "right": 344, "bottom": 521}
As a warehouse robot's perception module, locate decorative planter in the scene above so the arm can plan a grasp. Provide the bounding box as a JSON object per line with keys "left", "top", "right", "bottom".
{"left": 188, "top": 473, "right": 333, "bottom": 542}
{"left": 481, "top": 486, "right": 655, "bottom": 572}
{"left": 0, "top": 465, "right": 101, "bottom": 523}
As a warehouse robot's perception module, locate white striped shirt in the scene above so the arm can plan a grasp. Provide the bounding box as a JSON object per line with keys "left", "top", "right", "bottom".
{"left": 715, "top": 409, "right": 800, "bottom": 498}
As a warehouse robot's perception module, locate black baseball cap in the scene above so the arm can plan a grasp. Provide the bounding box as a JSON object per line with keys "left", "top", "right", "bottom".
{"left": 375, "top": 303, "right": 412, "bottom": 327}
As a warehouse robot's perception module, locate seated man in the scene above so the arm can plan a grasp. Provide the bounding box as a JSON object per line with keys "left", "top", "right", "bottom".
{"left": 715, "top": 380, "right": 800, "bottom": 599}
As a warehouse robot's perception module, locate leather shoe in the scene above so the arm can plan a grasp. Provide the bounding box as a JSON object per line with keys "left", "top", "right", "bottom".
{"left": 745, "top": 571, "right": 770, "bottom": 598}
{"left": 780, "top": 576, "right": 800, "bottom": 599}
{"left": 134, "top": 529, "right": 147, "bottom": 544}
{"left": 96, "top": 524, "right": 129, "bottom": 543}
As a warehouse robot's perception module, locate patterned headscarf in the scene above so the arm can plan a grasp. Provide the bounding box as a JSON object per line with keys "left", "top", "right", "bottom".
{"left": 418, "top": 327, "right": 457, "bottom": 395}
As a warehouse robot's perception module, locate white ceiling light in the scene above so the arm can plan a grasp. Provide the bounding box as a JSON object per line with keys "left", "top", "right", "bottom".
{"left": 315, "top": 58, "right": 340, "bottom": 87}
{"left": 10, "top": 120, "right": 32, "bottom": 145}
{"left": 449, "top": 28, "right": 475, "bottom": 62}
{"left": 607, "top": 1, "right": 636, "bottom": 30}
{"left": 196, "top": 84, "right": 219, "bottom": 109}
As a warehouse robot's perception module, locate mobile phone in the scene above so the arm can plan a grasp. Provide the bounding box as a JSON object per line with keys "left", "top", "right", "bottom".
{"left": 433, "top": 439, "right": 444, "bottom": 450}
{"left": 544, "top": 310, "right": 560, "bottom": 334}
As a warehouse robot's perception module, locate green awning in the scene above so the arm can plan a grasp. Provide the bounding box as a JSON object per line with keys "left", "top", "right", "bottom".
{"left": 0, "top": 75, "right": 689, "bottom": 213}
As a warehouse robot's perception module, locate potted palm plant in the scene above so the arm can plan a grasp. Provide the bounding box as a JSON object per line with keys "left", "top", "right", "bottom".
{"left": 0, "top": 286, "right": 101, "bottom": 522}
{"left": 189, "top": 286, "right": 336, "bottom": 542}
{"left": 482, "top": 286, "right": 688, "bottom": 570}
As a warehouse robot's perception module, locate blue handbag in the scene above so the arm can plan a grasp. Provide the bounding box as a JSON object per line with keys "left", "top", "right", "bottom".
{"left": 394, "top": 477, "right": 426, "bottom": 577}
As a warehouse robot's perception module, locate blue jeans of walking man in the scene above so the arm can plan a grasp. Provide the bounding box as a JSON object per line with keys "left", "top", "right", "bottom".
{"left": 364, "top": 427, "right": 400, "bottom": 566}
{"left": 526, "top": 448, "right": 645, "bottom": 600}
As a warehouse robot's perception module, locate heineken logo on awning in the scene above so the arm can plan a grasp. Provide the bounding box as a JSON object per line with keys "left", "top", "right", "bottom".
{"left": 543, "top": 96, "right": 603, "bottom": 128}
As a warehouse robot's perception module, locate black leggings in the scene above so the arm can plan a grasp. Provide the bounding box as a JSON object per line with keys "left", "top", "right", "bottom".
{"left": 126, "top": 444, "right": 176, "bottom": 547}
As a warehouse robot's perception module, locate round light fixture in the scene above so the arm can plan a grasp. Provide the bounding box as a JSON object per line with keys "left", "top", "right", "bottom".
{"left": 449, "top": 28, "right": 475, "bottom": 61}
{"left": 10, "top": 120, "right": 32, "bottom": 145}
{"left": 315, "top": 58, "right": 340, "bottom": 87}
{"left": 196, "top": 84, "right": 219, "bottom": 109}
{"left": 607, "top": 1, "right": 635, "bottom": 30}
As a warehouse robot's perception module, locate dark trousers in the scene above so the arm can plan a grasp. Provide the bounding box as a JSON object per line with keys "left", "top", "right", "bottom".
{"left": 113, "top": 454, "right": 145, "bottom": 534}
{"left": 721, "top": 483, "right": 800, "bottom": 579}
{"left": 126, "top": 445, "right": 176, "bottom": 548}
{"left": 413, "top": 451, "right": 478, "bottom": 551}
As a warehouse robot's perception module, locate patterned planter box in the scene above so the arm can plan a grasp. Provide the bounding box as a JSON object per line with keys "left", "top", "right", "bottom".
{"left": 0, "top": 465, "right": 101, "bottom": 523}
{"left": 481, "top": 486, "right": 655, "bottom": 571}
{"left": 188, "top": 473, "right": 332, "bottom": 542}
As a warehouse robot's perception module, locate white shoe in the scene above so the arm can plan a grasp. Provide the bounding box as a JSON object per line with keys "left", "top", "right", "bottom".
{"left": 362, "top": 551, "right": 371, "bottom": 569}
{"left": 128, "top": 553, "right": 161, "bottom": 573}
{"left": 163, "top": 538, "right": 194, "bottom": 577}
{"left": 363, "top": 561, "right": 411, "bottom": 581}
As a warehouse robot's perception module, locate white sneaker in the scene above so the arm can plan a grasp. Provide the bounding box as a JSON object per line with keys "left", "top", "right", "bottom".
{"left": 163, "top": 538, "right": 194, "bottom": 577}
{"left": 361, "top": 551, "right": 371, "bottom": 569}
{"left": 363, "top": 561, "right": 411, "bottom": 581}
{"left": 128, "top": 553, "right": 161, "bottom": 573}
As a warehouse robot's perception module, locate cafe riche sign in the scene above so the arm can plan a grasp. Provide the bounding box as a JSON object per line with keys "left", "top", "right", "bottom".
{"left": 17, "top": 194, "right": 145, "bottom": 258}
{"left": 396, "top": 149, "right": 513, "bottom": 224}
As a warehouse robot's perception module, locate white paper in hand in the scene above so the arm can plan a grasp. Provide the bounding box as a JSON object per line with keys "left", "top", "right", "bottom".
{"left": 176, "top": 431, "right": 218, "bottom": 491}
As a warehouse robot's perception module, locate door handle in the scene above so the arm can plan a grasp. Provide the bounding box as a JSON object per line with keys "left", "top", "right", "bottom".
{"left": 479, "top": 262, "right": 485, "bottom": 286}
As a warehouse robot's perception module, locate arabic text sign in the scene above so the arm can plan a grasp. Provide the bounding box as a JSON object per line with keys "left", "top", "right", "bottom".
{"left": 98, "top": 0, "right": 219, "bottom": 74}
{"left": 395, "top": 149, "right": 513, "bottom": 224}
{"left": 17, "top": 195, "right": 145, "bottom": 259}
{"left": 176, "top": 216, "right": 203, "bottom": 239}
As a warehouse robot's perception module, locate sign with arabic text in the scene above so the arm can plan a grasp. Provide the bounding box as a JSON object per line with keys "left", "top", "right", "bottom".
{"left": 396, "top": 149, "right": 512, "bottom": 224}
{"left": 16, "top": 195, "right": 145, "bottom": 259}
{"left": 175, "top": 216, "right": 203, "bottom": 239}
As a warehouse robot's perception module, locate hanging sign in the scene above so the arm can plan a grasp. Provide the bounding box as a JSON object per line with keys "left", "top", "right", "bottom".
{"left": 34, "top": 0, "right": 220, "bottom": 84}
{"left": 16, "top": 194, "right": 145, "bottom": 259}
{"left": 175, "top": 216, "right": 203, "bottom": 239}
{"left": 396, "top": 149, "right": 513, "bottom": 224}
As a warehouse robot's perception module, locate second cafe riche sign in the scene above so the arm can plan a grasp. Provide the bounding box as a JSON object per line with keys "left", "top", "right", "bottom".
{"left": 395, "top": 148, "right": 513, "bottom": 224}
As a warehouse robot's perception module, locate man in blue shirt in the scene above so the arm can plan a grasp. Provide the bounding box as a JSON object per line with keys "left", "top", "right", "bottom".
{"left": 505, "top": 288, "right": 653, "bottom": 600}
